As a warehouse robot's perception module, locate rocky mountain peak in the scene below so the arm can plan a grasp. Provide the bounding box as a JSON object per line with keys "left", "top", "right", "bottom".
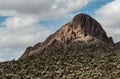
{"left": 20, "top": 13, "right": 114, "bottom": 59}
{"left": 72, "top": 13, "right": 91, "bottom": 25}
{"left": 71, "top": 13, "right": 114, "bottom": 44}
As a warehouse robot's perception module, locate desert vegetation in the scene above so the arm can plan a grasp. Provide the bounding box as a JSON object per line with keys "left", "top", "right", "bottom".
{"left": 0, "top": 47, "right": 120, "bottom": 79}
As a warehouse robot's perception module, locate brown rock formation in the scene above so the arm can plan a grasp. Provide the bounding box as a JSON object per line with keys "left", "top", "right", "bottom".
{"left": 20, "top": 13, "right": 114, "bottom": 59}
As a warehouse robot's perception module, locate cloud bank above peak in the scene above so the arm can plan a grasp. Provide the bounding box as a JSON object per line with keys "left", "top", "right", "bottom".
{"left": 0, "top": 0, "right": 89, "bottom": 19}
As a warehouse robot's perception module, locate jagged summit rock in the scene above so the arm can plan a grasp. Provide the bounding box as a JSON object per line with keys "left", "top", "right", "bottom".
{"left": 72, "top": 13, "right": 114, "bottom": 44}
{"left": 20, "top": 13, "right": 114, "bottom": 59}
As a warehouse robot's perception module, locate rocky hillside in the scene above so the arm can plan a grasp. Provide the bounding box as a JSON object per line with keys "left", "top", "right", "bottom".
{"left": 20, "top": 13, "right": 114, "bottom": 59}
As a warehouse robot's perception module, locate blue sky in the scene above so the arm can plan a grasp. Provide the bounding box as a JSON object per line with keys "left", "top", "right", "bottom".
{"left": 39, "top": 0, "right": 113, "bottom": 30}
{"left": 0, "top": 0, "right": 120, "bottom": 61}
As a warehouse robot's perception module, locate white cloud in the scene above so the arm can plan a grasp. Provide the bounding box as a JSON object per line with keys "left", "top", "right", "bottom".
{"left": 0, "top": 17, "right": 53, "bottom": 48}
{"left": 0, "top": 0, "right": 89, "bottom": 19}
{"left": 0, "top": 17, "right": 54, "bottom": 61}
{"left": 95, "top": 0, "right": 120, "bottom": 42}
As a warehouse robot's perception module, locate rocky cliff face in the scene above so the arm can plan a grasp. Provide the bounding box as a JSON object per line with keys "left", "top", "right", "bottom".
{"left": 20, "top": 13, "right": 114, "bottom": 59}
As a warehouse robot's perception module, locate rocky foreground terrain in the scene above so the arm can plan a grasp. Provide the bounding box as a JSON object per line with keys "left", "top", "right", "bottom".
{"left": 0, "top": 13, "right": 120, "bottom": 79}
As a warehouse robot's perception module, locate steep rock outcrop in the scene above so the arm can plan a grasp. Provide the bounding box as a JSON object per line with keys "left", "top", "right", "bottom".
{"left": 20, "top": 13, "right": 114, "bottom": 59}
